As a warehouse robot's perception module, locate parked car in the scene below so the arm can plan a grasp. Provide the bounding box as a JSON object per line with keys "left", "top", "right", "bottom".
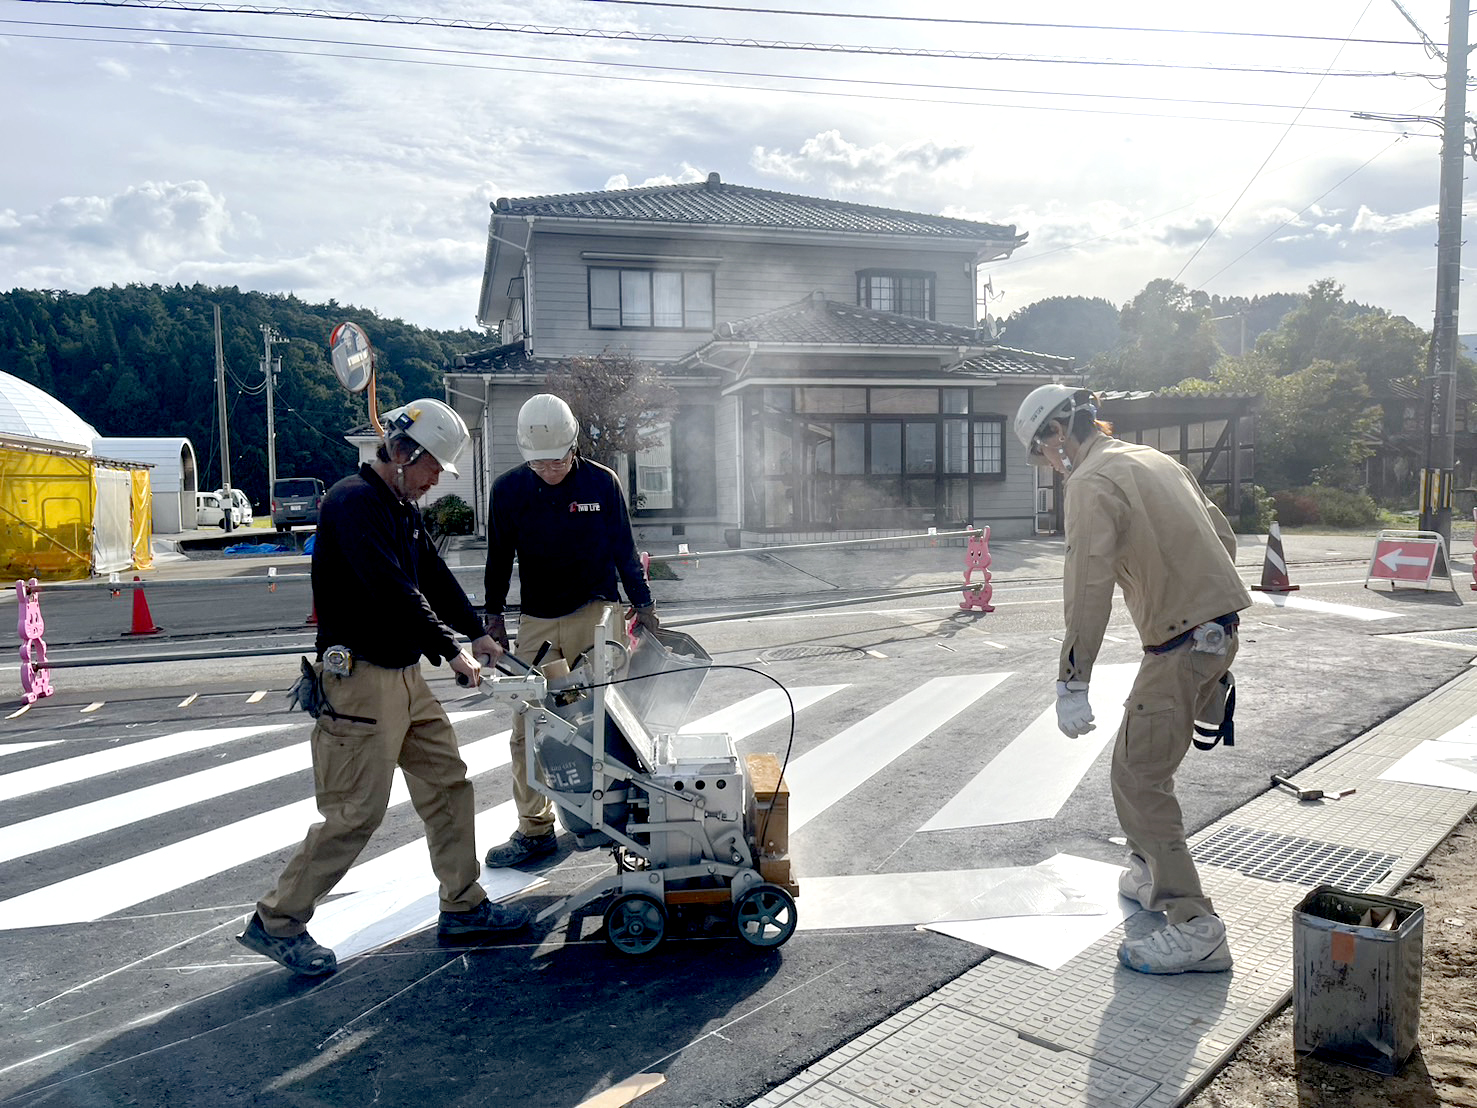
{"left": 196, "top": 491, "right": 244, "bottom": 530}
{"left": 215, "top": 488, "right": 253, "bottom": 527}
{"left": 272, "top": 477, "right": 325, "bottom": 528}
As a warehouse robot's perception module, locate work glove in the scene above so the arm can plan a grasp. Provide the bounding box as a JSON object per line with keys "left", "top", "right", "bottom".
{"left": 484, "top": 612, "right": 510, "bottom": 652}
{"left": 625, "top": 604, "right": 661, "bottom": 632}
{"left": 1055, "top": 680, "right": 1095, "bottom": 738}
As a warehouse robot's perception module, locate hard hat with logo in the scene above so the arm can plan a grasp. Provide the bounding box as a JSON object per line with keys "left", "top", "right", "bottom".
{"left": 382, "top": 398, "right": 470, "bottom": 476}
{"left": 517, "top": 394, "right": 580, "bottom": 461}
{"left": 1014, "top": 383, "right": 1091, "bottom": 454}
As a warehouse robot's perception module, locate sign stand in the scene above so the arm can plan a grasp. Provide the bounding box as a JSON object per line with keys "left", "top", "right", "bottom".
{"left": 1364, "top": 529, "right": 1460, "bottom": 599}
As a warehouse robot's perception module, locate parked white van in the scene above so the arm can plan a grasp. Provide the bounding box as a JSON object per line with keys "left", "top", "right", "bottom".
{"left": 195, "top": 491, "right": 244, "bottom": 529}
{"left": 215, "top": 488, "right": 253, "bottom": 527}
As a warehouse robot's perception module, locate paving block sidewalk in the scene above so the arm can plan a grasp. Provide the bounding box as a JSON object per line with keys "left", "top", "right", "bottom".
{"left": 749, "top": 668, "right": 1477, "bottom": 1108}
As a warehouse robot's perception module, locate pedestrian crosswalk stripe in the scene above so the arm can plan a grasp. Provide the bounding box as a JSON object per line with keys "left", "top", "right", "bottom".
{"left": 680, "top": 684, "right": 847, "bottom": 740}
{"left": 0, "top": 725, "right": 293, "bottom": 804}
{"left": 0, "top": 712, "right": 493, "bottom": 865}
{"left": 0, "top": 740, "right": 60, "bottom": 759}
{"left": 0, "top": 725, "right": 511, "bottom": 931}
{"left": 1250, "top": 592, "right": 1395, "bottom": 621}
{"left": 919, "top": 664, "right": 1139, "bottom": 831}
{"left": 786, "top": 674, "right": 1011, "bottom": 833}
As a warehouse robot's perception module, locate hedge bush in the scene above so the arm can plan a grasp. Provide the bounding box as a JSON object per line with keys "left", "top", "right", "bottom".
{"left": 1273, "top": 485, "right": 1379, "bottom": 528}
{"left": 424, "top": 493, "right": 475, "bottom": 538}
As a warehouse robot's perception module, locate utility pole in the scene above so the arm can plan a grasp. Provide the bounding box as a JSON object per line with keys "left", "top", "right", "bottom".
{"left": 213, "top": 305, "right": 235, "bottom": 532}
{"left": 260, "top": 324, "right": 286, "bottom": 494}
{"left": 1420, "top": 0, "right": 1468, "bottom": 544}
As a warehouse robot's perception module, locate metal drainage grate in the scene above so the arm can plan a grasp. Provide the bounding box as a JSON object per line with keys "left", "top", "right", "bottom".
{"left": 759, "top": 645, "right": 866, "bottom": 663}
{"left": 1192, "top": 824, "right": 1397, "bottom": 890}
{"left": 1383, "top": 627, "right": 1477, "bottom": 650}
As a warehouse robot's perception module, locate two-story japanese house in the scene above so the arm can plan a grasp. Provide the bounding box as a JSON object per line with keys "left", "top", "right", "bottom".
{"left": 444, "top": 171, "right": 1082, "bottom": 544}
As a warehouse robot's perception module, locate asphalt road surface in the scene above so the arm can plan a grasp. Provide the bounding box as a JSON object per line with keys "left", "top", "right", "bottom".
{"left": 2, "top": 547, "right": 1475, "bottom": 1107}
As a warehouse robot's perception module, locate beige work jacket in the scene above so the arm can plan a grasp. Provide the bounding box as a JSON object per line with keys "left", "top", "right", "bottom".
{"left": 1059, "top": 433, "right": 1251, "bottom": 685}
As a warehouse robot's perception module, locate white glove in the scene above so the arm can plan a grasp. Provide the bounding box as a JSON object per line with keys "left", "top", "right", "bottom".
{"left": 1056, "top": 680, "right": 1095, "bottom": 738}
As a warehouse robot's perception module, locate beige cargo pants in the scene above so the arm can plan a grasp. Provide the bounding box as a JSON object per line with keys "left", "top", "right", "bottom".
{"left": 257, "top": 661, "right": 486, "bottom": 937}
{"left": 1111, "top": 631, "right": 1238, "bottom": 925}
{"left": 510, "top": 600, "right": 611, "bottom": 837}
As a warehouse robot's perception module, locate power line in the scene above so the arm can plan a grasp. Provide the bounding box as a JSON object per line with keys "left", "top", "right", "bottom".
{"left": 577, "top": 0, "right": 1426, "bottom": 47}
{"left": 0, "top": 17, "right": 1419, "bottom": 120}
{"left": 9, "top": 0, "right": 1440, "bottom": 80}
{"left": 1171, "top": 0, "right": 1377, "bottom": 283}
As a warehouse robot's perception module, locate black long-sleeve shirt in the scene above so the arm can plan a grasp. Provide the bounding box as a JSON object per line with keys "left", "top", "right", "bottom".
{"left": 313, "top": 464, "right": 484, "bottom": 668}
{"left": 484, "top": 456, "right": 653, "bottom": 619}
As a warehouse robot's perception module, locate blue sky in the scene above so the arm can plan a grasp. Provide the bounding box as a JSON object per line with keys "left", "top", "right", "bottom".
{"left": 1, "top": 0, "right": 1465, "bottom": 336}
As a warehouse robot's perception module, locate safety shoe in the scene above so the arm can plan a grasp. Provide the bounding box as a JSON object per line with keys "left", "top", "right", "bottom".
{"left": 1119, "top": 915, "right": 1233, "bottom": 975}
{"left": 438, "top": 898, "right": 530, "bottom": 940}
{"left": 1118, "top": 853, "right": 1153, "bottom": 909}
{"left": 484, "top": 830, "right": 558, "bottom": 868}
{"left": 236, "top": 913, "right": 337, "bottom": 977}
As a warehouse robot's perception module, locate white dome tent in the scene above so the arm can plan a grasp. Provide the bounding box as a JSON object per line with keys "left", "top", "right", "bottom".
{"left": 0, "top": 372, "right": 99, "bottom": 449}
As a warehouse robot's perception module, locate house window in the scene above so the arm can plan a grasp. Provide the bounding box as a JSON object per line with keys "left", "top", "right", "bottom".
{"left": 972, "top": 418, "right": 1004, "bottom": 475}
{"left": 589, "top": 268, "right": 714, "bottom": 330}
{"left": 856, "top": 269, "right": 935, "bottom": 319}
{"left": 630, "top": 406, "right": 718, "bottom": 517}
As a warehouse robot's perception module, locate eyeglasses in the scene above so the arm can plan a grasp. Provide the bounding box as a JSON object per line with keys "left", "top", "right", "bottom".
{"left": 528, "top": 451, "right": 573, "bottom": 474}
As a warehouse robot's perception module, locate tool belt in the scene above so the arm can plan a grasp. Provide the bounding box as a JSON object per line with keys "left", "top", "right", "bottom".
{"left": 286, "top": 653, "right": 377, "bottom": 724}
{"left": 1145, "top": 614, "right": 1238, "bottom": 752}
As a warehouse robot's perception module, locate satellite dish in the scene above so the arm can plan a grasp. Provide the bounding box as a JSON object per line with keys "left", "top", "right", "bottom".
{"left": 329, "top": 322, "right": 374, "bottom": 394}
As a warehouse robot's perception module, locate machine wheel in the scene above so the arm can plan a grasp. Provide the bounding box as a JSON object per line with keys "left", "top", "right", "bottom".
{"left": 733, "top": 883, "right": 797, "bottom": 949}
{"left": 604, "top": 892, "right": 666, "bottom": 956}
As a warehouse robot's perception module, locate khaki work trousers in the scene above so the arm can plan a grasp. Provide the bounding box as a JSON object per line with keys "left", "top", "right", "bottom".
{"left": 257, "top": 661, "right": 486, "bottom": 937}
{"left": 1110, "top": 632, "right": 1238, "bottom": 925}
{"left": 510, "top": 600, "right": 611, "bottom": 836}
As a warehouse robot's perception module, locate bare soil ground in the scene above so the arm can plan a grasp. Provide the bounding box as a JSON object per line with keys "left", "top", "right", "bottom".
{"left": 1187, "top": 811, "right": 1477, "bottom": 1108}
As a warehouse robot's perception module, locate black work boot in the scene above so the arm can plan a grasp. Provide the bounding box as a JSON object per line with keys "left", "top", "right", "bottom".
{"left": 236, "top": 913, "right": 337, "bottom": 977}
{"left": 484, "top": 830, "right": 558, "bottom": 868}
{"left": 438, "top": 898, "right": 530, "bottom": 940}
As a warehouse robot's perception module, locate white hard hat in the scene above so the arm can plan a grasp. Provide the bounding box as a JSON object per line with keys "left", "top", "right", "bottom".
{"left": 1014, "top": 383, "right": 1089, "bottom": 454}
{"left": 517, "top": 394, "right": 579, "bottom": 461}
{"left": 383, "top": 398, "right": 469, "bottom": 476}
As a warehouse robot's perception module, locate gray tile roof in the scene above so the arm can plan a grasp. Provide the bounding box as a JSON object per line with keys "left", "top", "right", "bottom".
{"left": 705, "top": 294, "right": 989, "bottom": 348}
{"left": 494, "top": 173, "right": 1024, "bottom": 243}
{"left": 953, "top": 345, "right": 1076, "bottom": 376}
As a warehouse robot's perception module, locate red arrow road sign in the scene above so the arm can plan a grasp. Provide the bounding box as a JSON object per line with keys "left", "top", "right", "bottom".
{"left": 1369, "top": 539, "right": 1439, "bottom": 582}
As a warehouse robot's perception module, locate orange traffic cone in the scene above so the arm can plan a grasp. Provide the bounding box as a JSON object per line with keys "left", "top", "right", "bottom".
{"left": 1251, "top": 521, "right": 1299, "bottom": 593}
{"left": 124, "top": 576, "right": 164, "bottom": 635}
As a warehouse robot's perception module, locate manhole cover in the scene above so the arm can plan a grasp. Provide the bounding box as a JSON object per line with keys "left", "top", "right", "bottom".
{"left": 759, "top": 645, "right": 865, "bottom": 662}
{"left": 1193, "top": 824, "right": 1396, "bottom": 890}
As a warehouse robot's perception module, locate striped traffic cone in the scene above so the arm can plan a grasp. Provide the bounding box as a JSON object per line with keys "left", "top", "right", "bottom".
{"left": 1251, "top": 521, "right": 1299, "bottom": 593}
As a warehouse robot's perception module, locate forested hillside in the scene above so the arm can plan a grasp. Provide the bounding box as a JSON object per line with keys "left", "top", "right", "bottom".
{"left": 0, "top": 284, "right": 488, "bottom": 508}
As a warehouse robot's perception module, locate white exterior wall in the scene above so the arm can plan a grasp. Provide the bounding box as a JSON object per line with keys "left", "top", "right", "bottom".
{"left": 528, "top": 230, "right": 980, "bottom": 361}
{"left": 91, "top": 436, "right": 198, "bottom": 533}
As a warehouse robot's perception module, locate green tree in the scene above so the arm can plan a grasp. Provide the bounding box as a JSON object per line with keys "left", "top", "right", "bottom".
{"left": 998, "top": 295, "right": 1121, "bottom": 363}
{"left": 1101, "top": 278, "right": 1221, "bottom": 389}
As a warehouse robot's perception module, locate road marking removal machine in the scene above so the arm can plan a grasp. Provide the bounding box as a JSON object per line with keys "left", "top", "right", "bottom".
{"left": 479, "top": 610, "right": 798, "bottom": 955}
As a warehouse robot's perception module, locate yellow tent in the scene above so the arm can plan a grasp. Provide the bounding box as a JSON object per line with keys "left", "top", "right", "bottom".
{"left": 0, "top": 438, "right": 152, "bottom": 582}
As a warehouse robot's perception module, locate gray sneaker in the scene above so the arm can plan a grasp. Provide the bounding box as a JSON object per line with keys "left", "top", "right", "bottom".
{"left": 1119, "top": 915, "right": 1233, "bottom": 975}
{"left": 438, "top": 898, "right": 530, "bottom": 940}
{"left": 236, "top": 913, "right": 337, "bottom": 977}
{"left": 484, "top": 830, "right": 558, "bottom": 868}
{"left": 1118, "top": 853, "right": 1153, "bottom": 909}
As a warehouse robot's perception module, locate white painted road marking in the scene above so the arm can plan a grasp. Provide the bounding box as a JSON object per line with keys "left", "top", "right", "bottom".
{"left": 786, "top": 674, "right": 1011, "bottom": 833}
{"left": 1250, "top": 591, "right": 1396, "bottom": 621}
{"left": 920, "top": 664, "right": 1139, "bottom": 830}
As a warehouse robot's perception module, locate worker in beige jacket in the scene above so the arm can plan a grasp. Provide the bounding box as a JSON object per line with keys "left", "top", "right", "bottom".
{"left": 1014, "top": 384, "right": 1251, "bottom": 975}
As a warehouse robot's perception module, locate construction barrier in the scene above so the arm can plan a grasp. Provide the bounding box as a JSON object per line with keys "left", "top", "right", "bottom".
{"left": 960, "top": 527, "right": 995, "bottom": 613}
{"left": 1364, "top": 529, "right": 1459, "bottom": 598}
{"left": 1251, "top": 521, "right": 1299, "bottom": 593}
{"left": 16, "top": 578, "right": 53, "bottom": 703}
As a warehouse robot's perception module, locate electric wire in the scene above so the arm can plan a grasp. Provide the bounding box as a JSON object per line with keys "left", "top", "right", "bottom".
{"left": 0, "top": 28, "right": 1424, "bottom": 132}
{"left": 7, "top": 0, "right": 1439, "bottom": 80}
{"left": 1193, "top": 133, "right": 1412, "bottom": 291}
{"left": 576, "top": 0, "right": 1426, "bottom": 47}
{"left": 1171, "top": 0, "right": 1376, "bottom": 284}
{"left": 0, "top": 16, "right": 1413, "bottom": 120}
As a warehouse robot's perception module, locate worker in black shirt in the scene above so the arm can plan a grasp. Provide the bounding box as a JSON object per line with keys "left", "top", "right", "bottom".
{"left": 238, "top": 398, "right": 526, "bottom": 976}
{"left": 482, "top": 393, "right": 658, "bottom": 867}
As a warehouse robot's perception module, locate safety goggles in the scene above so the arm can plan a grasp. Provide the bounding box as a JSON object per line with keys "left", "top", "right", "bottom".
{"left": 527, "top": 450, "right": 574, "bottom": 475}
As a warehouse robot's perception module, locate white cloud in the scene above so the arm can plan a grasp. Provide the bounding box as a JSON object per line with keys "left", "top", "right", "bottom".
{"left": 1351, "top": 204, "right": 1438, "bottom": 234}
{"left": 750, "top": 131, "right": 971, "bottom": 196}
{"left": 0, "top": 181, "right": 234, "bottom": 265}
